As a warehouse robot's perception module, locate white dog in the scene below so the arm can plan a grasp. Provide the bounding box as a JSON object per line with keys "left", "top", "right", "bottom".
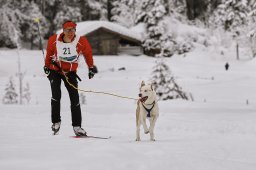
{"left": 136, "top": 81, "right": 159, "bottom": 141}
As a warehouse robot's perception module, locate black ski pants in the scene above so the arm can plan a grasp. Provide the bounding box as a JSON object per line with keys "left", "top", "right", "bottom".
{"left": 48, "top": 70, "right": 82, "bottom": 127}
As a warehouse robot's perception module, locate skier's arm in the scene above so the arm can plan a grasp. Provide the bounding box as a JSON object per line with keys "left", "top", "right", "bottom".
{"left": 45, "top": 35, "right": 57, "bottom": 68}
{"left": 78, "top": 36, "right": 94, "bottom": 68}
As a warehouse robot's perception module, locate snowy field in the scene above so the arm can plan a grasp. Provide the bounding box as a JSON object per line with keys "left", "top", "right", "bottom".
{"left": 0, "top": 48, "right": 256, "bottom": 170}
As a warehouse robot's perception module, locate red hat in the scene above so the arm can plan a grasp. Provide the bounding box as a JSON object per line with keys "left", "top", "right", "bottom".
{"left": 63, "top": 21, "right": 76, "bottom": 29}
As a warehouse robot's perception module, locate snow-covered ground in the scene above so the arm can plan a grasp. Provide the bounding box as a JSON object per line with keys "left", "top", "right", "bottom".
{"left": 0, "top": 47, "right": 256, "bottom": 170}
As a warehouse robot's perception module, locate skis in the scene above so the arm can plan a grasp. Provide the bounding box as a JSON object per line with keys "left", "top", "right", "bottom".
{"left": 70, "top": 135, "right": 111, "bottom": 139}
{"left": 52, "top": 131, "right": 110, "bottom": 139}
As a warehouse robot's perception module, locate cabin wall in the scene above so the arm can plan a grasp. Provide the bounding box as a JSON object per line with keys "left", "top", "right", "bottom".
{"left": 86, "top": 29, "right": 119, "bottom": 55}
{"left": 84, "top": 28, "right": 142, "bottom": 55}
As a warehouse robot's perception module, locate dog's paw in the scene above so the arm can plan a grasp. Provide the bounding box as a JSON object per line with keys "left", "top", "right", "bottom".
{"left": 144, "top": 130, "right": 149, "bottom": 134}
{"left": 135, "top": 138, "right": 141, "bottom": 141}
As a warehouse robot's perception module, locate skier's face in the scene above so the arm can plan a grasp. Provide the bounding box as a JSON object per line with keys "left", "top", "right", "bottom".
{"left": 63, "top": 27, "right": 76, "bottom": 40}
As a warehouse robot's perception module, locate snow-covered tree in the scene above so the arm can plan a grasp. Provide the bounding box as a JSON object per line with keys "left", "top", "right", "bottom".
{"left": 111, "top": 0, "right": 136, "bottom": 27}
{"left": 19, "top": 1, "right": 48, "bottom": 49}
{"left": 34, "top": 0, "right": 82, "bottom": 36}
{"left": 157, "top": 34, "right": 177, "bottom": 57}
{"left": 0, "top": 1, "right": 29, "bottom": 48}
{"left": 2, "top": 77, "right": 18, "bottom": 104}
{"left": 150, "top": 58, "right": 190, "bottom": 100}
{"left": 0, "top": 0, "right": 48, "bottom": 48}
{"left": 136, "top": 0, "right": 168, "bottom": 56}
{"left": 209, "top": 0, "right": 249, "bottom": 32}
{"left": 22, "top": 82, "right": 31, "bottom": 104}
{"left": 185, "top": 0, "right": 209, "bottom": 21}
{"left": 100, "top": 0, "right": 108, "bottom": 20}
{"left": 35, "top": 0, "right": 62, "bottom": 36}
{"left": 53, "top": 6, "right": 82, "bottom": 30}
{"left": 248, "top": 0, "right": 256, "bottom": 14}
{"left": 79, "top": 0, "right": 108, "bottom": 21}
{"left": 167, "top": 0, "right": 186, "bottom": 14}
{"left": 246, "top": 1, "right": 256, "bottom": 57}
{"left": 208, "top": 0, "right": 250, "bottom": 60}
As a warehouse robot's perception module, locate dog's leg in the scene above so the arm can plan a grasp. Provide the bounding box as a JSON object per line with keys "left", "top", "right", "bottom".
{"left": 149, "top": 116, "right": 157, "bottom": 141}
{"left": 142, "top": 116, "right": 149, "bottom": 134}
{"left": 136, "top": 103, "right": 141, "bottom": 141}
{"left": 136, "top": 125, "right": 141, "bottom": 141}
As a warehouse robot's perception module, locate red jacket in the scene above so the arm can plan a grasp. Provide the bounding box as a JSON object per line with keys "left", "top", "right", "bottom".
{"left": 45, "top": 33, "right": 94, "bottom": 72}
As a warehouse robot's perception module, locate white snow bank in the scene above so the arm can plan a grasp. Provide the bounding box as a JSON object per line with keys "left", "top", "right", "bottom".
{"left": 1, "top": 44, "right": 256, "bottom": 170}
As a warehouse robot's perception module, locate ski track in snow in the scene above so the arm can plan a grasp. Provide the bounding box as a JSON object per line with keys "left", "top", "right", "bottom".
{"left": 0, "top": 49, "right": 256, "bottom": 170}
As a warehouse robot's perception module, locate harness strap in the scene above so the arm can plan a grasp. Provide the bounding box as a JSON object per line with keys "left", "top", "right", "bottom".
{"left": 142, "top": 101, "right": 155, "bottom": 117}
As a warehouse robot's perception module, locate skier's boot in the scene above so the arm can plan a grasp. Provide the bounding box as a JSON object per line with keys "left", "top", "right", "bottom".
{"left": 52, "top": 122, "right": 61, "bottom": 135}
{"left": 73, "top": 126, "right": 87, "bottom": 136}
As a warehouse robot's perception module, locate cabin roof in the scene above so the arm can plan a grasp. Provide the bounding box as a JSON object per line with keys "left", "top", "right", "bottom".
{"left": 58, "top": 21, "right": 142, "bottom": 43}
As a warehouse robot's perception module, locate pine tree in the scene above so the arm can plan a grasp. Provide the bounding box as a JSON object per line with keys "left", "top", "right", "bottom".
{"left": 2, "top": 77, "right": 18, "bottom": 104}
{"left": 150, "top": 58, "right": 189, "bottom": 100}
{"left": 185, "top": 0, "right": 209, "bottom": 20}
{"left": 35, "top": 0, "right": 62, "bottom": 37}
{"left": 100, "top": 0, "right": 108, "bottom": 20}
{"left": 111, "top": 0, "right": 136, "bottom": 27}
{"left": 0, "top": 1, "right": 28, "bottom": 48}
{"left": 157, "top": 34, "right": 177, "bottom": 57}
{"left": 247, "top": 0, "right": 256, "bottom": 57}
{"left": 34, "top": 0, "right": 82, "bottom": 36}
{"left": 79, "top": 0, "right": 108, "bottom": 21}
{"left": 209, "top": 0, "right": 249, "bottom": 32}
{"left": 22, "top": 82, "right": 31, "bottom": 104}
{"left": 54, "top": 6, "right": 82, "bottom": 30}
{"left": 248, "top": 0, "right": 256, "bottom": 15}
{"left": 136, "top": 0, "right": 169, "bottom": 57}
{"left": 20, "top": 1, "right": 49, "bottom": 49}
{"left": 166, "top": 0, "right": 186, "bottom": 14}
{"left": 0, "top": 0, "right": 48, "bottom": 48}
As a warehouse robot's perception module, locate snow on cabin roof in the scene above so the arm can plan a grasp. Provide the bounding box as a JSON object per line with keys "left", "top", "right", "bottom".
{"left": 58, "top": 21, "right": 142, "bottom": 42}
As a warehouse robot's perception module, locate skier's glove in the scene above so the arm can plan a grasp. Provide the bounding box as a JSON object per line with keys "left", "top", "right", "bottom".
{"left": 88, "top": 67, "right": 95, "bottom": 79}
{"left": 44, "top": 66, "right": 50, "bottom": 76}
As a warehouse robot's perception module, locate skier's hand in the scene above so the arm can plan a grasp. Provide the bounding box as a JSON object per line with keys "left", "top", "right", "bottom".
{"left": 43, "top": 66, "right": 50, "bottom": 76}
{"left": 88, "top": 67, "right": 94, "bottom": 79}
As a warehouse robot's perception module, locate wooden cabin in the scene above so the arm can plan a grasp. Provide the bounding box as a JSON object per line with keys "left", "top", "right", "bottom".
{"left": 75, "top": 21, "right": 142, "bottom": 55}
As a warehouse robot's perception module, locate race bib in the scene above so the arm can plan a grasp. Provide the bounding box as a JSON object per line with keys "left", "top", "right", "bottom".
{"left": 56, "top": 34, "right": 80, "bottom": 63}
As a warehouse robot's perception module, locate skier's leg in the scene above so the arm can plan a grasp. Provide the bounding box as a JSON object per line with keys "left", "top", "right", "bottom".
{"left": 63, "top": 72, "right": 82, "bottom": 127}
{"left": 48, "top": 71, "right": 62, "bottom": 124}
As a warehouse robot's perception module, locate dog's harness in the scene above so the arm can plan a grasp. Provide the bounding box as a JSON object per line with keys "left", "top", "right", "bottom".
{"left": 142, "top": 101, "right": 155, "bottom": 118}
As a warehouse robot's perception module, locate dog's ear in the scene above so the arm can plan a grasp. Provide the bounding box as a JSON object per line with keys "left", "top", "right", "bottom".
{"left": 150, "top": 81, "right": 157, "bottom": 91}
{"left": 151, "top": 84, "right": 154, "bottom": 91}
{"left": 141, "top": 81, "right": 145, "bottom": 87}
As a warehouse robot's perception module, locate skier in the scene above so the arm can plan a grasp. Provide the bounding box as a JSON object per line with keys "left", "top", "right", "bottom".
{"left": 43, "top": 20, "right": 95, "bottom": 136}
{"left": 225, "top": 62, "right": 229, "bottom": 71}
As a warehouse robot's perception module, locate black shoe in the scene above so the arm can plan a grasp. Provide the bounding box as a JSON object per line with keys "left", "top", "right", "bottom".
{"left": 52, "top": 122, "right": 61, "bottom": 135}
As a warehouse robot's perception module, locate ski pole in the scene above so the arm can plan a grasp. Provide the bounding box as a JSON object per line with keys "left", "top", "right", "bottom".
{"left": 34, "top": 18, "right": 45, "bottom": 60}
